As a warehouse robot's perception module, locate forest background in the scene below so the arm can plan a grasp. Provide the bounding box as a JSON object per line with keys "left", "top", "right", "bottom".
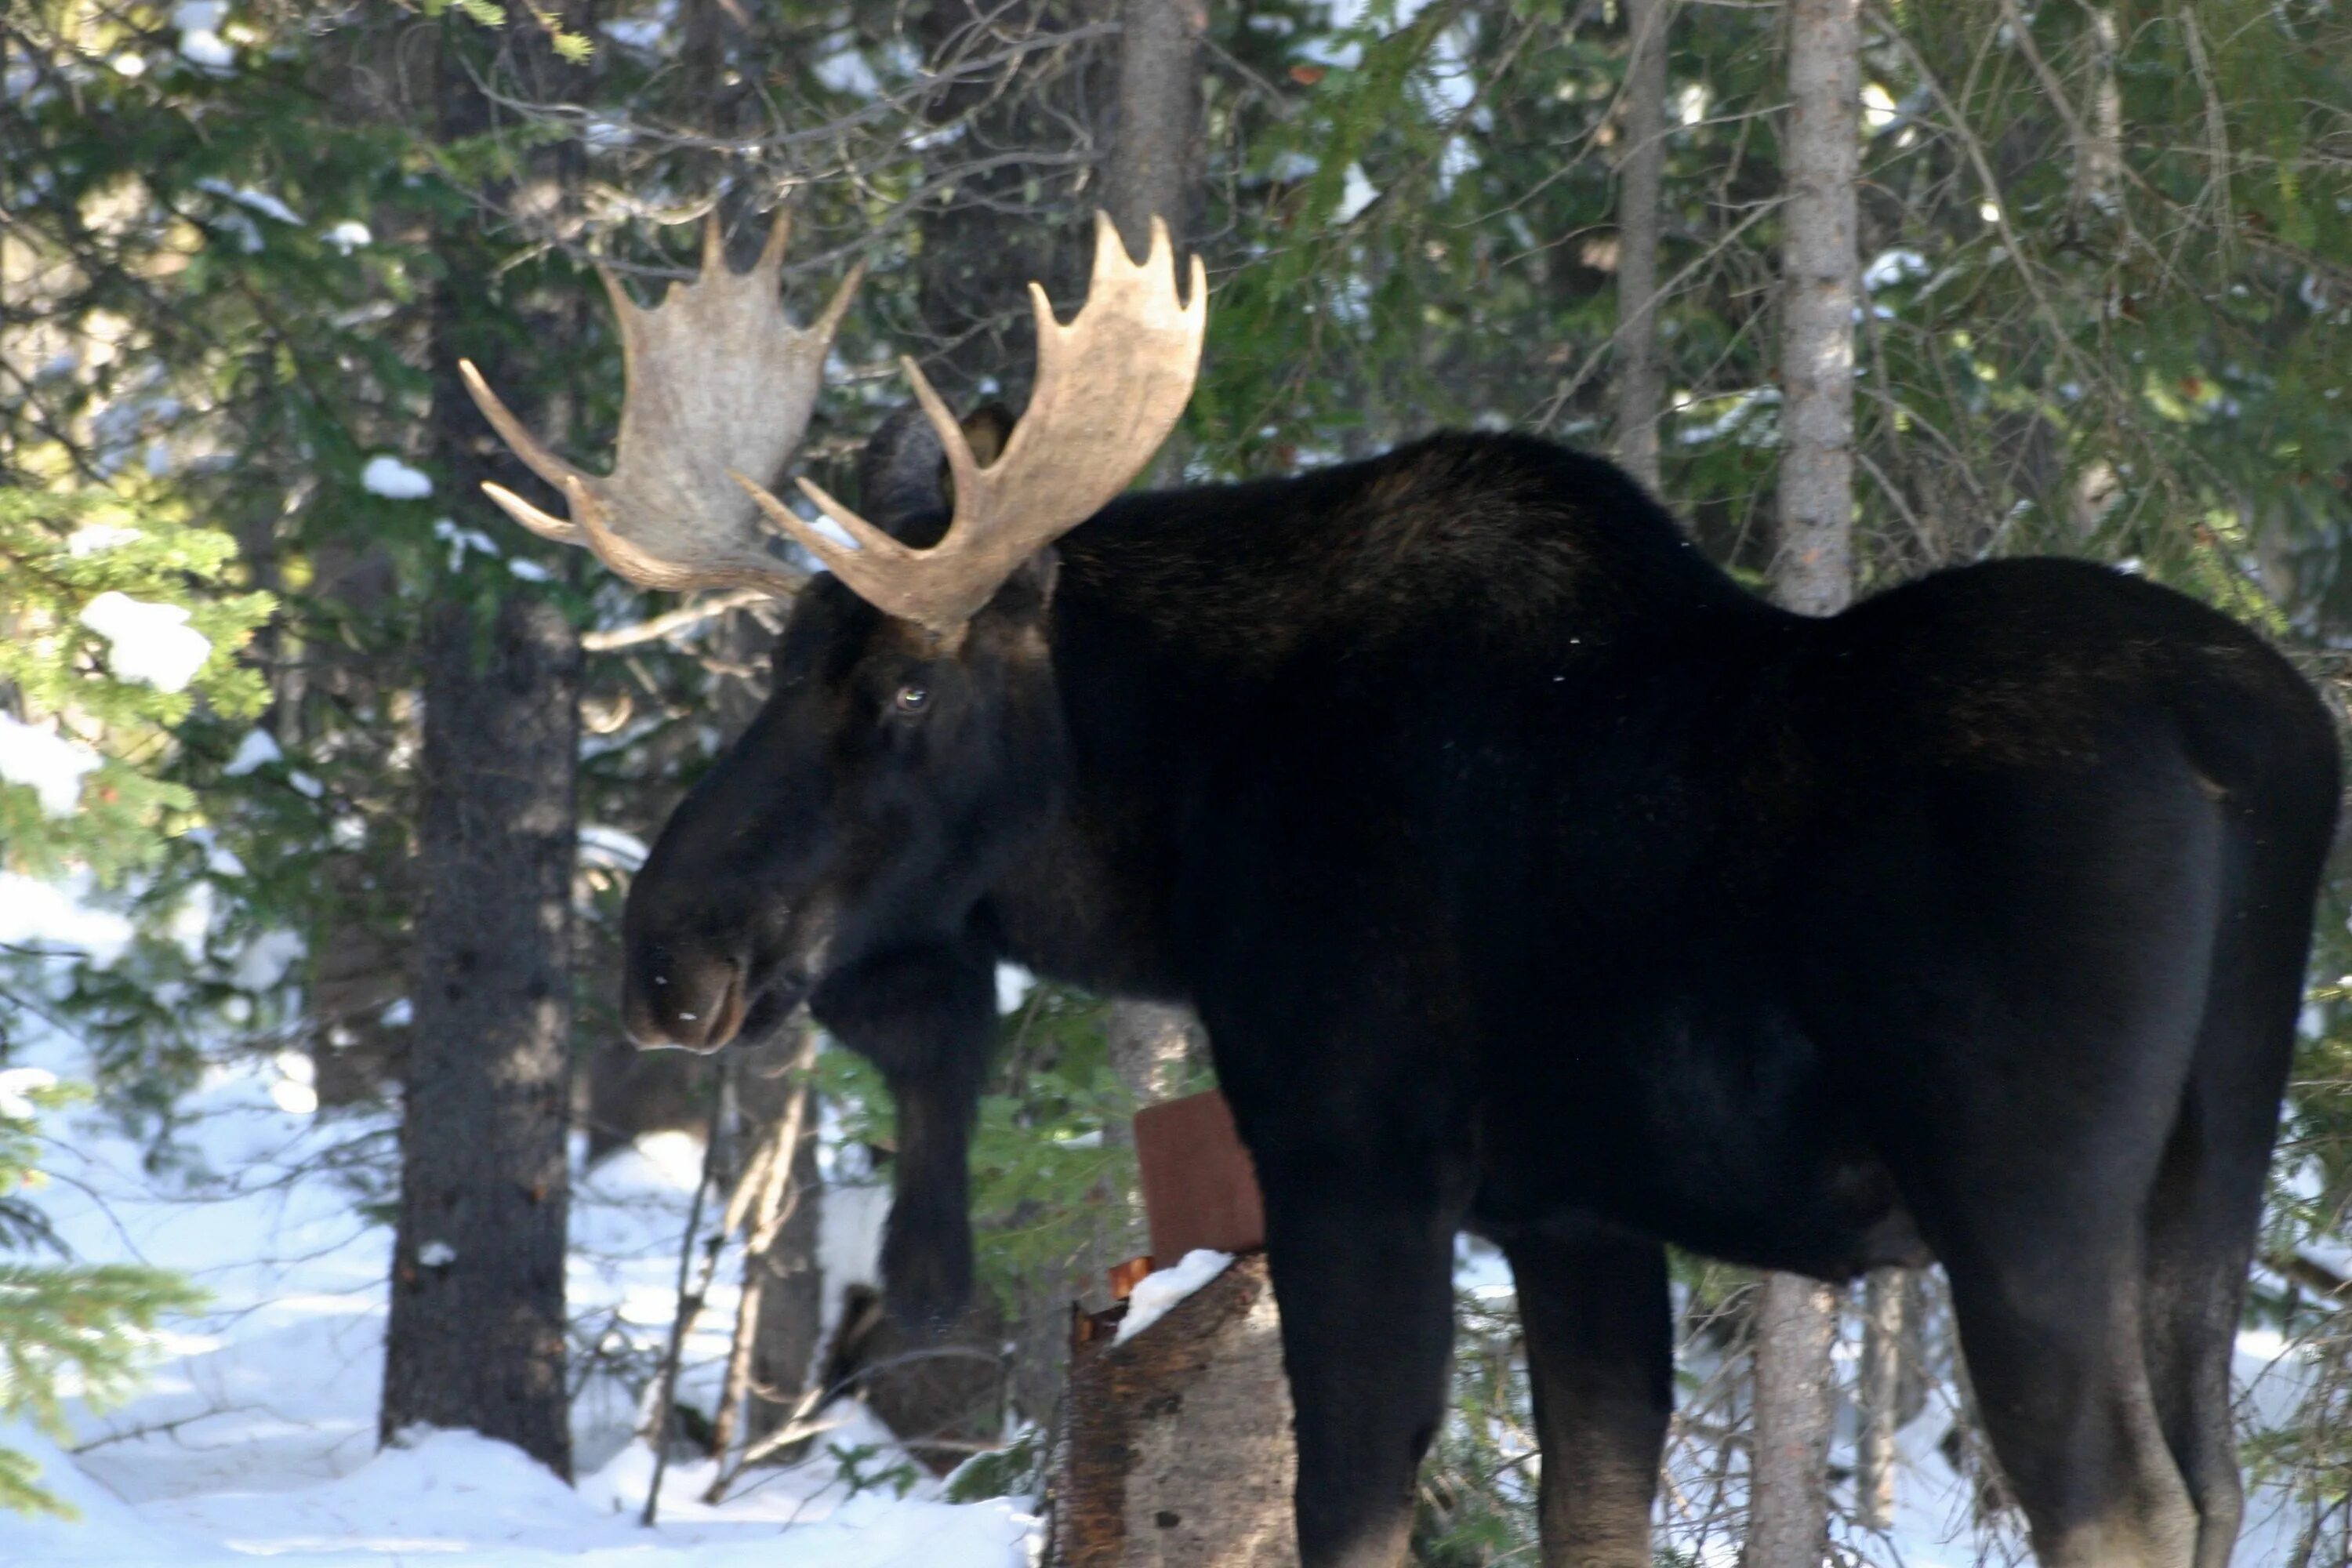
{"left": 6, "top": 0, "right": 2352, "bottom": 1563}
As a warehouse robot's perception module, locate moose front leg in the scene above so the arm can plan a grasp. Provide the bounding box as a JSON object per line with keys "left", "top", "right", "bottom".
{"left": 809, "top": 939, "right": 996, "bottom": 1333}
{"left": 1258, "top": 1155, "right": 1467, "bottom": 1568}
{"left": 1504, "top": 1222, "right": 1671, "bottom": 1568}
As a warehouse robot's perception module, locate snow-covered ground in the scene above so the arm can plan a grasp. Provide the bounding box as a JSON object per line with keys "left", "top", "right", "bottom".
{"left": 3, "top": 1039, "right": 1035, "bottom": 1567}
{"left": 2, "top": 1021, "right": 2326, "bottom": 1567}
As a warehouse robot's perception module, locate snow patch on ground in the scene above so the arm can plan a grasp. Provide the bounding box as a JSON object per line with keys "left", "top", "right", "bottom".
{"left": 1113, "top": 1248, "right": 1233, "bottom": 1345}
{"left": 9, "top": 1025, "right": 1036, "bottom": 1568}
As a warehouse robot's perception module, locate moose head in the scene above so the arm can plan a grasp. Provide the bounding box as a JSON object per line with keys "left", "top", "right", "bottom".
{"left": 463, "top": 209, "right": 1205, "bottom": 1326}
{"left": 465, "top": 207, "right": 1201, "bottom": 1054}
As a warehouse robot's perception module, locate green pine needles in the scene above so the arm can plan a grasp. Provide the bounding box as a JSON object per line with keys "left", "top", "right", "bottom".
{"left": 0, "top": 1077, "right": 205, "bottom": 1517}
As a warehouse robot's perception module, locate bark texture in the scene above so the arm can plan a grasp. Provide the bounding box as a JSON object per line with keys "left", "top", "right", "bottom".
{"left": 2076, "top": 7, "right": 2122, "bottom": 217}
{"left": 1109, "top": 1000, "right": 1202, "bottom": 1115}
{"left": 1051, "top": 1254, "right": 1298, "bottom": 1568}
{"left": 1098, "top": 0, "right": 1208, "bottom": 1229}
{"left": 1105, "top": 0, "right": 1205, "bottom": 256}
{"left": 1770, "top": 0, "right": 1860, "bottom": 617}
{"left": 1746, "top": 1273, "right": 1839, "bottom": 1568}
{"left": 1612, "top": 0, "right": 1674, "bottom": 494}
{"left": 381, "top": 589, "right": 582, "bottom": 1475}
{"left": 1857, "top": 1266, "right": 1905, "bottom": 1531}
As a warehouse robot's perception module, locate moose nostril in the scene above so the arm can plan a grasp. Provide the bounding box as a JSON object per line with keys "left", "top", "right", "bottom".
{"left": 623, "top": 960, "right": 746, "bottom": 1052}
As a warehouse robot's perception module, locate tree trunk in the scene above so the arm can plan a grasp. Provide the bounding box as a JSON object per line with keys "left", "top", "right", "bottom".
{"left": 1750, "top": 0, "right": 1859, "bottom": 1559}
{"left": 1770, "top": 0, "right": 1860, "bottom": 618}
{"left": 1745, "top": 1273, "right": 1838, "bottom": 1568}
{"left": 379, "top": 3, "right": 588, "bottom": 1479}
{"left": 1612, "top": 0, "right": 1674, "bottom": 494}
{"left": 1856, "top": 1266, "right": 1904, "bottom": 1532}
{"left": 1105, "top": 0, "right": 1205, "bottom": 256}
{"left": 2075, "top": 7, "right": 2122, "bottom": 218}
{"left": 382, "top": 589, "right": 582, "bottom": 1476}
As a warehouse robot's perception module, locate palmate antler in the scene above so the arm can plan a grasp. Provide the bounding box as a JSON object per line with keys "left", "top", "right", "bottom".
{"left": 459, "top": 210, "right": 863, "bottom": 594}
{"left": 743, "top": 212, "right": 1207, "bottom": 640}
{"left": 466, "top": 209, "right": 1207, "bottom": 635}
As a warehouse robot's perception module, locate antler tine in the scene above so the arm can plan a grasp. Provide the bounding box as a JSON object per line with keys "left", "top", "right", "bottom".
{"left": 481, "top": 479, "right": 585, "bottom": 546}
{"left": 771, "top": 211, "right": 1207, "bottom": 640}
{"left": 756, "top": 207, "right": 792, "bottom": 275}
{"left": 899, "top": 354, "right": 988, "bottom": 535}
{"left": 702, "top": 208, "right": 728, "bottom": 274}
{"left": 741, "top": 470, "right": 918, "bottom": 576}
{"left": 459, "top": 359, "right": 591, "bottom": 541}
{"left": 737, "top": 352, "right": 972, "bottom": 623}
{"left": 463, "top": 208, "right": 860, "bottom": 598}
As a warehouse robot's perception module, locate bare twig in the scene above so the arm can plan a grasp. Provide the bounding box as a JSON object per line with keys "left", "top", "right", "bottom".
{"left": 583, "top": 588, "right": 777, "bottom": 652}
{"left": 639, "top": 1062, "right": 730, "bottom": 1527}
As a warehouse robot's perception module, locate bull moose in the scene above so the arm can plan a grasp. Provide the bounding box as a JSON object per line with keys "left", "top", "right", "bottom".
{"left": 465, "top": 211, "right": 2339, "bottom": 1568}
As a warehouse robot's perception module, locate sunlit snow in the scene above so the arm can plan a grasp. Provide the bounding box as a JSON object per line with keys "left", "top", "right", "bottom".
{"left": 578, "top": 823, "right": 649, "bottom": 871}
{"left": 196, "top": 177, "right": 299, "bottom": 227}
{"left": 1112, "top": 1248, "right": 1233, "bottom": 1345}
{"left": 361, "top": 456, "right": 434, "bottom": 499}
{"left": 174, "top": 2, "right": 234, "bottom": 71}
{"left": 229, "top": 927, "right": 306, "bottom": 991}
{"left": 81, "top": 590, "right": 215, "bottom": 692}
{"left": 0, "top": 1065, "right": 59, "bottom": 1120}
{"left": 0, "top": 711, "right": 101, "bottom": 815}
{"left": 434, "top": 516, "right": 500, "bottom": 568}
{"left": 222, "top": 727, "right": 284, "bottom": 776}
{"left": 67, "top": 524, "right": 143, "bottom": 556}
{"left": 0, "top": 871, "right": 133, "bottom": 964}
{"left": 6, "top": 966, "right": 1032, "bottom": 1568}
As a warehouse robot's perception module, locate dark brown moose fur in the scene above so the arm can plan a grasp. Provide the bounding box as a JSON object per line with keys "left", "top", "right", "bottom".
{"left": 618, "top": 426, "right": 2339, "bottom": 1568}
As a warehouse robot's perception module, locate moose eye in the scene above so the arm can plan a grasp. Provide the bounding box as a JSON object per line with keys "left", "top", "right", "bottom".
{"left": 893, "top": 683, "right": 931, "bottom": 715}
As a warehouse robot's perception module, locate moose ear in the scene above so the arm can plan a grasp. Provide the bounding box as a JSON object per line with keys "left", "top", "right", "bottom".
{"left": 959, "top": 404, "right": 1016, "bottom": 469}
{"left": 852, "top": 403, "right": 1020, "bottom": 549}
{"left": 976, "top": 546, "right": 1059, "bottom": 633}
{"left": 854, "top": 406, "right": 952, "bottom": 544}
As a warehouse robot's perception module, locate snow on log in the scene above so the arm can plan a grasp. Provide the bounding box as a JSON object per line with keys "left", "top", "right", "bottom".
{"left": 1048, "top": 1251, "right": 1298, "bottom": 1567}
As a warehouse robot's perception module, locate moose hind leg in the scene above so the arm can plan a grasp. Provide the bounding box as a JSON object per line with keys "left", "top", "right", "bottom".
{"left": 2139, "top": 1109, "right": 2252, "bottom": 1568}
{"left": 1505, "top": 1224, "right": 1670, "bottom": 1568}
{"left": 2140, "top": 885, "right": 2307, "bottom": 1568}
{"left": 1944, "top": 1237, "right": 2199, "bottom": 1568}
